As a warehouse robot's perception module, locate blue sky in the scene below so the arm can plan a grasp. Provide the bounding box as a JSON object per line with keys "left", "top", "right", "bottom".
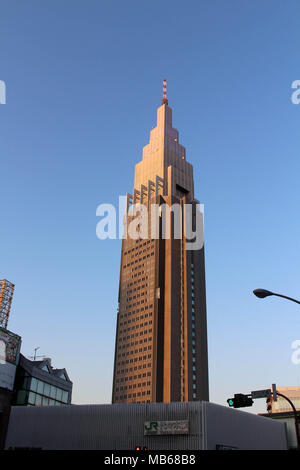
{"left": 1, "top": 0, "right": 300, "bottom": 414}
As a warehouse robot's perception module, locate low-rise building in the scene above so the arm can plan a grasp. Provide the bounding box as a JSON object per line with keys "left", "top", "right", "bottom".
{"left": 5, "top": 401, "right": 287, "bottom": 450}
{"left": 13, "top": 354, "right": 72, "bottom": 407}
{"left": 259, "top": 386, "right": 300, "bottom": 450}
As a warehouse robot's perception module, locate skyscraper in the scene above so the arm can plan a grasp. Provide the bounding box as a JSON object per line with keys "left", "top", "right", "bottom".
{"left": 112, "top": 81, "right": 209, "bottom": 404}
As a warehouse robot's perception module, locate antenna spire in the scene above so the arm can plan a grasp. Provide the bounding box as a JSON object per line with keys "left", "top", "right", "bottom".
{"left": 161, "top": 78, "right": 168, "bottom": 105}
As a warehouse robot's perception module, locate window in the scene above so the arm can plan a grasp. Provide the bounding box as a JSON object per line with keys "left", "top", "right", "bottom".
{"left": 16, "top": 390, "right": 27, "bottom": 405}
{"left": 37, "top": 380, "right": 44, "bottom": 394}
{"left": 22, "top": 376, "right": 30, "bottom": 389}
{"left": 30, "top": 377, "right": 38, "bottom": 392}
{"left": 50, "top": 385, "right": 56, "bottom": 399}
{"left": 62, "top": 391, "right": 68, "bottom": 403}
{"left": 28, "top": 392, "right": 36, "bottom": 405}
{"left": 35, "top": 394, "right": 42, "bottom": 406}
{"left": 56, "top": 388, "right": 63, "bottom": 402}
{"left": 42, "top": 397, "right": 49, "bottom": 406}
{"left": 44, "top": 383, "right": 50, "bottom": 397}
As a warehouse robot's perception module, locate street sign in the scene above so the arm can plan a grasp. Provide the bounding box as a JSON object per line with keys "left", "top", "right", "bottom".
{"left": 251, "top": 389, "right": 271, "bottom": 399}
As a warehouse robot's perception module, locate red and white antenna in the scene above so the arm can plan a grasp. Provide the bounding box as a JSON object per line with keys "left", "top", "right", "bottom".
{"left": 162, "top": 78, "right": 168, "bottom": 105}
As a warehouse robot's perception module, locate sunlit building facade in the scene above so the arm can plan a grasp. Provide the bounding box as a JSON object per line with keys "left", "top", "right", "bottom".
{"left": 112, "top": 85, "right": 209, "bottom": 404}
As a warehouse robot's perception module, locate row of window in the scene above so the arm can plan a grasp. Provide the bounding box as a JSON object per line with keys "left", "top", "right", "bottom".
{"left": 118, "top": 327, "right": 153, "bottom": 339}
{"left": 117, "top": 353, "right": 152, "bottom": 362}
{"left": 118, "top": 334, "right": 153, "bottom": 344}
{"left": 116, "top": 381, "right": 151, "bottom": 392}
{"left": 122, "top": 297, "right": 153, "bottom": 310}
{"left": 16, "top": 389, "right": 68, "bottom": 407}
{"left": 124, "top": 283, "right": 149, "bottom": 296}
{"left": 123, "top": 276, "right": 149, "bottom": 290}
{"left": 115, "top": 391, "right": 151, "bottom": 401}
{"left": 120, "top": 318, "right": 152, "bottom": 329}
{"left": 116, "top": 360, "right": 152, "bottom": 369}
{"left": 129, "top": 263, "right": 155, "bottom": 274}
{"left": 123, "top": 262, "right": 145, "bottom": 272}
{"left": 119, "top": 306, "right": 153, "bottom": 320}
{"left": 119, "top": 343, "right": 152, "bottom": 353}
{"left": 123, "top": 298, "right": 154, "bottom": 311}
{"left": 125, "top": 290, "right": 153, "bottom": 302}
{"left": 116, "top": 372, "right": 151, "bottom": 383}
{"left": 117, "top": 367, "right": 151, "bottom": 376}
{"left": 118, "top": 332, "right": 153, "bottom": 343}
{"left": 123, "top": 268, "right": 147, "bottom": 279}
{"left": 119, "top": 342, "right": 152, "bottom": 350}
{"left": 123, "top": 240, "right": 153, "bottom": 257}
{"left": 123, "top": 252, "right": 154, "bottom": 269}
{"left": 29, "top": 378, "right": 69, "bottom": 402}
{"left": 118, "top": 334, "right": 153, "bottom": 348}
{"left": 21, "top": 376, "right": 69, "bottom": 403}
{"left": 191, "top": 262, "right": 197, "bottom": 400}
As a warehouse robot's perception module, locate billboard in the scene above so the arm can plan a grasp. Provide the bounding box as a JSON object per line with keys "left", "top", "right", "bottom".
{"left": 0, "top": 327, "right": 21, "bottom": 391}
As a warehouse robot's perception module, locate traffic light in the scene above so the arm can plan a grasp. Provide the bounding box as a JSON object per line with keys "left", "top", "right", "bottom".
{"left": 227, "top": 394, "right": 254, "bottom": 408}
{"left": 227, "top": 398, "right": 235, "bottom": 407}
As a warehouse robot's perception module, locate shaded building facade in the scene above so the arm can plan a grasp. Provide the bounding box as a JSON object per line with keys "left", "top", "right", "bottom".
{"left": 112, "top": 87, "right": 209, "bottom": 404}
{"left": 13, "top": 354, "right": 72, "bottom": 407}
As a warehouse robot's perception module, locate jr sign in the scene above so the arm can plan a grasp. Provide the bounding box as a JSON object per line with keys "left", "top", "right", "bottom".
{"left": 144, "top": 420, "right": 189, "bottom": 436}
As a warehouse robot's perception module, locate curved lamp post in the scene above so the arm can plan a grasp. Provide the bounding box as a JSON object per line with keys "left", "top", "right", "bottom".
{"left": 253, "top": 288, "right": 300, "bottom": 448}
{"left": 253, "top": 289, "right": 300, "bottom": 305}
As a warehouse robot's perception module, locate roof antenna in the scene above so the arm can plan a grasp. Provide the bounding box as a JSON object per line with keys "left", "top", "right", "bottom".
{"left": 29, "top": 347, "right": 47, "bottom": 361}
{"left": 161, "top": 78, "right": 168, "bottom": 105}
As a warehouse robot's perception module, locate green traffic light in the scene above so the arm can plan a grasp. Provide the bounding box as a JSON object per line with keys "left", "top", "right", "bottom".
{"left": 228, "top": 399, "right": 234, "bottom": 406}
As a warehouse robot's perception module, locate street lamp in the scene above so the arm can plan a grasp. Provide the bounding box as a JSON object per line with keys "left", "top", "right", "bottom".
{"left": 253, "top": 288, "right": 300, "bottom": 448}
{"left": 253, "top": 289, "right": 300, "bottom": 305}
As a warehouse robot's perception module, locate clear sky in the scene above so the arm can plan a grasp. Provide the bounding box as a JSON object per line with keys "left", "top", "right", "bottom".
{"left": 1, "top": 0, "right": 300, "bottom": 415}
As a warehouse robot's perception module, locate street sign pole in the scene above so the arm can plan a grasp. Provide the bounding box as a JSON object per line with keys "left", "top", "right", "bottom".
{"left": 272, "top": 383, "right": 277, "bottom": 402}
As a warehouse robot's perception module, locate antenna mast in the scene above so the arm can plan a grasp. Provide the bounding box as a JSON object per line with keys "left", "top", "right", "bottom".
{"left": 161, "top": 78, "right": 168, "bottom": 105}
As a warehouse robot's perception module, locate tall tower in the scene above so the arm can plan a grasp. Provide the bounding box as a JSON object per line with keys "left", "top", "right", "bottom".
{"left": 112, "top": 81, "right": 209, "bottom": 404}
{"left": 0, "top": 279, "right": 15, "bottom": 329}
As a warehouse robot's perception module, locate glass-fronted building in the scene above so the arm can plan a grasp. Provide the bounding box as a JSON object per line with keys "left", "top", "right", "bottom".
{"left": 13, "top": 354, "right": 72, "bottom": 407}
